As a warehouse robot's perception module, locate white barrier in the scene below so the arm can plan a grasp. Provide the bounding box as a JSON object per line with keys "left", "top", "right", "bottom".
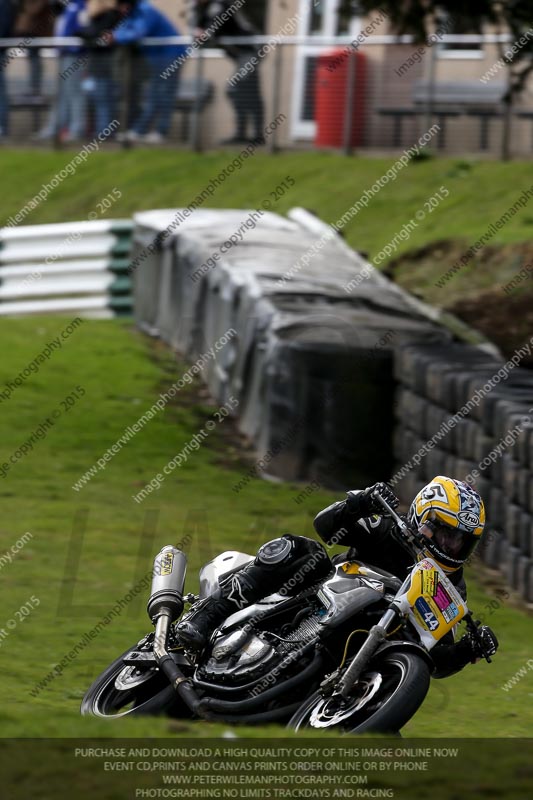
{"left": 0, "top": 220, "right": 133, "bottom": 317}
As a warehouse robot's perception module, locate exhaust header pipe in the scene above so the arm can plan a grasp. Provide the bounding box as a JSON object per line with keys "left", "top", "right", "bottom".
{"left": 147, "top": 545, "right": 187, "bottom": 622}
{"left": 146, "top": 545, "right": 205, "bottom": 717}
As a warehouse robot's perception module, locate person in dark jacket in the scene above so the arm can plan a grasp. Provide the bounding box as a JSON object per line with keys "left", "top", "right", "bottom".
{"left": 194, "top": 0, "right": 264, "bottom": 144}
{"left": 0, "top": 0, "right": 17, "bottom": 138}
{"left": 78, "top": 0, "right": 122, "bottom": 136}
{"left": 177, "top": 476, "right": 498, "bottom": 679}
{"left": 14, "top": 0, "right": 58, "bottom": 95}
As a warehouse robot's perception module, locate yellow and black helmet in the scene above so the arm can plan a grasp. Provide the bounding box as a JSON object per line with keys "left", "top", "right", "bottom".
{"left": 408, "top": 476, "right": 485, "bottom": 573}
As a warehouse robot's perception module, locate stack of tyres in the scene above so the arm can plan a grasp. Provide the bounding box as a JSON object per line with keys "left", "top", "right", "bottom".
{"left": 132, "top": 207, "right": 450, "bottom": 493}
{"left": 392, "top": 342, "right": 533, "bottom": 602}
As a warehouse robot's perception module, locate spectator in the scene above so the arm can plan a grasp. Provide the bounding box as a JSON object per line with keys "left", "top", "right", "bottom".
{"left": 56, "top": 0, "right": 88, "bottom": 140}
{"left": 112, "top": 0, "right": 187, "bottom": 144}
{"left": 37, "top": 0, "right": 88, "bottom": 142}
{"left": 78, "top": 0, "right": 121, "bottom": 136}
{"left": 13, "top": 0, "right": 56, "bottom": 96}
{"left": 194, "top": 0, "right": 264, "bottom": 144}
{"left": 0, "top": 0, "right": 17, "bottom": 139}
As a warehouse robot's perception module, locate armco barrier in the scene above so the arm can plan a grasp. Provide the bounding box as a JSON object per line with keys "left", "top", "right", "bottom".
{"left": 392, "top": 342, "right": 533, "bottom": 603}
{"left": 132, "top": 207, "right": 459, "bottom": 488}
{"left": 0, "top": 220, "right": 133, "bottom": 317}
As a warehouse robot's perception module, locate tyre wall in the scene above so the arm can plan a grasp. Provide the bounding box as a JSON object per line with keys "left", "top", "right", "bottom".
{"left": 391, "top": 342, "right": 533, "bottom": 603}
{"left": 131, "top": 207, "right": 452, "bottom": 489}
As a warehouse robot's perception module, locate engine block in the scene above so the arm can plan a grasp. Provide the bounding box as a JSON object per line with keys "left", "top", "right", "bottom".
{"left": 277, "top": 612, "right": 323, "bottom": 654}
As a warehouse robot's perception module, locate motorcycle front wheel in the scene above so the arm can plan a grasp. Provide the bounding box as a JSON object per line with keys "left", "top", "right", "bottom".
{"left": 288, "top": 651, "right": 430, "bottom": 734}
{"left": 81, "top": 646, "right": 188, "bottom": 718}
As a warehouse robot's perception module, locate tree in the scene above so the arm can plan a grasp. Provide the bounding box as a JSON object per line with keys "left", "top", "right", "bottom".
{"left": 353, "top": 1, "right": 533, "bottom": 158}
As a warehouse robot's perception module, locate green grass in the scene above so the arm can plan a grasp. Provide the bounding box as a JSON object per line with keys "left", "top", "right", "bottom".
{"left": 0, "top": 150, "right": 532, "bottom": 264}
{"left": 0, "top": 317, "right": 531, "bottom": 739}
{"left": 2, "top": 149, "right": 532, "bottom": 319}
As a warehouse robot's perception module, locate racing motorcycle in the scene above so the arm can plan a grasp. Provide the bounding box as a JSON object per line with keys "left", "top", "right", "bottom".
{"left": 81, "top": 494, "right": 494, "bottom": 732}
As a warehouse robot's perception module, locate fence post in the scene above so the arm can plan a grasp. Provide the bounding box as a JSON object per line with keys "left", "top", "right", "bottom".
{"left": 120, "top": 47, "right": 135, "bottom": 150}
{"left": 424, "top": 41, "right": 438, "bottom": 137}
{"left": 501, "top": 68, "right": 513, "bottom": 161}
{"left": 189, "top": 47, "right": 204, "bottom": 153}
{"left": 342, "top": 49, "right": 357, "bottom": 156}
{"left": 53, "top": 56, "right": 62, "bottom": 152}
{"left": 268, "top": 44, "right": 283, "bottom": 154}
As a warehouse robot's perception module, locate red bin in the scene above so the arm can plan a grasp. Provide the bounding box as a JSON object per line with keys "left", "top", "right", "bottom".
{"left": 314, "top": 49, "right": 367, "bottom": 148}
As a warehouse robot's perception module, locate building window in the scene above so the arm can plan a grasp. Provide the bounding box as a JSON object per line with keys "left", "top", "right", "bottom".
{"left": 336, "top": 1, "right": 362, "bottom": 35}
{"left": 439, "top": 12, "right": 484, "bottom": 58}
{"left": 309, "top": 0, "right": 326, "bottom": 34}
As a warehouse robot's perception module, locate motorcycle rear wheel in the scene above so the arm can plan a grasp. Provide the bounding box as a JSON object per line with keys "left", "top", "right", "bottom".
{"left": 81, "top": 646, "right": 187, "bottom": 718}
{"left": 288, "top": 651, "right": 430, "bottom": 734}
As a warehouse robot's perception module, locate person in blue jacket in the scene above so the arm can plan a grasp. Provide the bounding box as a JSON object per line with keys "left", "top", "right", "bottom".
{"left": 38, "top": 0, "right": 88, "bottom": 141}
{"left": 0, "top": 0, "right": 17, "bottom": 139}
{"left": 56, "top": 0, "right": 88, "bottom": 140}
{"left": 112, "top": 0, "right": 187, "bottom": 143}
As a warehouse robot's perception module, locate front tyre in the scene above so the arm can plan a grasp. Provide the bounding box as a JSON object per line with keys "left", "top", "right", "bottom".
{"left": 81, "top": 647, "right": 185, "bottom": 718}
{"left": 288, "top": 651, "right": 430, "bottom": 734}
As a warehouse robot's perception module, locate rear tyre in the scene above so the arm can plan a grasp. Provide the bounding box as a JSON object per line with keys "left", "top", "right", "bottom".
{"left": 81, "top": 647, "right": 187, "bottom": 718}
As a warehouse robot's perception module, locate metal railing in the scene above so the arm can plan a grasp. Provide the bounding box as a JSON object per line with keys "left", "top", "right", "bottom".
{"left": 0, "top": 33, "right": 530, "bottom": 157}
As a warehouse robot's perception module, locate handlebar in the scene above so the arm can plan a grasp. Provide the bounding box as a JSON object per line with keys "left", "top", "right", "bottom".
{"left": 371, "top": 490, "right": 426, "bottom": 551}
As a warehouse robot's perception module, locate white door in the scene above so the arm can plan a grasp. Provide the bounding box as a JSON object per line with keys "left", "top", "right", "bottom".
{"left": 291, "top": 0, "right": 362, "bottom": 139}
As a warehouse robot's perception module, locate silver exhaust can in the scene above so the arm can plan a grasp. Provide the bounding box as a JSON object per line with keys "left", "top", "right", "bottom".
{"left": 147, "top": 546, "right": 187, "bottom": 621}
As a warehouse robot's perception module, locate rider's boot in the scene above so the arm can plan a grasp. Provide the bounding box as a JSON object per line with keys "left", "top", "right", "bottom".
{"left": 175, "top": 563, "right": 268, "bottom": 650}
{"left": 176, "top": 535, "right": 331, "bottom": 651}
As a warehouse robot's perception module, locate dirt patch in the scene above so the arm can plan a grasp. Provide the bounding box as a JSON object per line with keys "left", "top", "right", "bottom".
{"left": 387, "top": 240, "right": 533, "bottom": 363}
{"left": 450, "top": 287, "right": 533, "bottom": 366}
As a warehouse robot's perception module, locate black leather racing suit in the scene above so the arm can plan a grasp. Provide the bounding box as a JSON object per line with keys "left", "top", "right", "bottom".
{"left": 313, "top": 492, "right": 475, "bottom": 677}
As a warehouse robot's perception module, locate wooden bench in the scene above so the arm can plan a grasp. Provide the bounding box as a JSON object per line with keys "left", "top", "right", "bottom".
{"left": 379, "top": 80, "right": 507, "bottom": 150}
{"left": 4, "top": 73, "right": 213, "bottom": 142}
{"left": 8, "top": 81, "right": 53, "bottom": 134}
{"left": 515, "top": 110, "right": 533, "bottom": 150}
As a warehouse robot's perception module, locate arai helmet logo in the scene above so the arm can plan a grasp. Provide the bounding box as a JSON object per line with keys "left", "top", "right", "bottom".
{"left": 458, "top": 510, "right": 479, "bottom": 528}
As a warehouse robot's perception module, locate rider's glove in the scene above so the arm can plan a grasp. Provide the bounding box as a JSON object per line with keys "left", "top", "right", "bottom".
{"left": 346, "top": 482, "right": 399, "bottom": 518}
{"left": 458, "top": 625, "right": 499, "bottom": 663}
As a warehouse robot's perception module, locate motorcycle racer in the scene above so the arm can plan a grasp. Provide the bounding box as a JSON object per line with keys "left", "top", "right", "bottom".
{"left": 176, "top": 476, "right": 498, "bottom": 676}
{"left": 314, "top": 476, "right": 499, "bottom": 675}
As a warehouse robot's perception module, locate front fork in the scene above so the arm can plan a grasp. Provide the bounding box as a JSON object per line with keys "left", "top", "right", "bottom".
{"left": 333, "top": 607, "right": 398, "bottom": 699}
{"left": 330, "top": 564, "right": 415, "bottom": 699}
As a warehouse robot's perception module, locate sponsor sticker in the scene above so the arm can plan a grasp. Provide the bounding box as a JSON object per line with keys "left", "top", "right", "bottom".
{"left": 442, "top": 602, "right": 460, "bottom": 623}
{"left": 458, "top": 510, "right": 479, "bottom": 528}
{"left": 421, "top": 568, "right": 438, "bottom": 597}
{"left": 433, "top": 583, "right": 460, "bottom": 622}
{"left": 433, "top": 583, "right": 452, "bottom": 611}
{"left": 160, "top": 552, "right": 174, "bottom": 576}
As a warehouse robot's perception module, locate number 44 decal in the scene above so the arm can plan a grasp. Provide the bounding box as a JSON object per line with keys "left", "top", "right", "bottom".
{"left": 424, "top": 610, "right": 439, "bottom": 631}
